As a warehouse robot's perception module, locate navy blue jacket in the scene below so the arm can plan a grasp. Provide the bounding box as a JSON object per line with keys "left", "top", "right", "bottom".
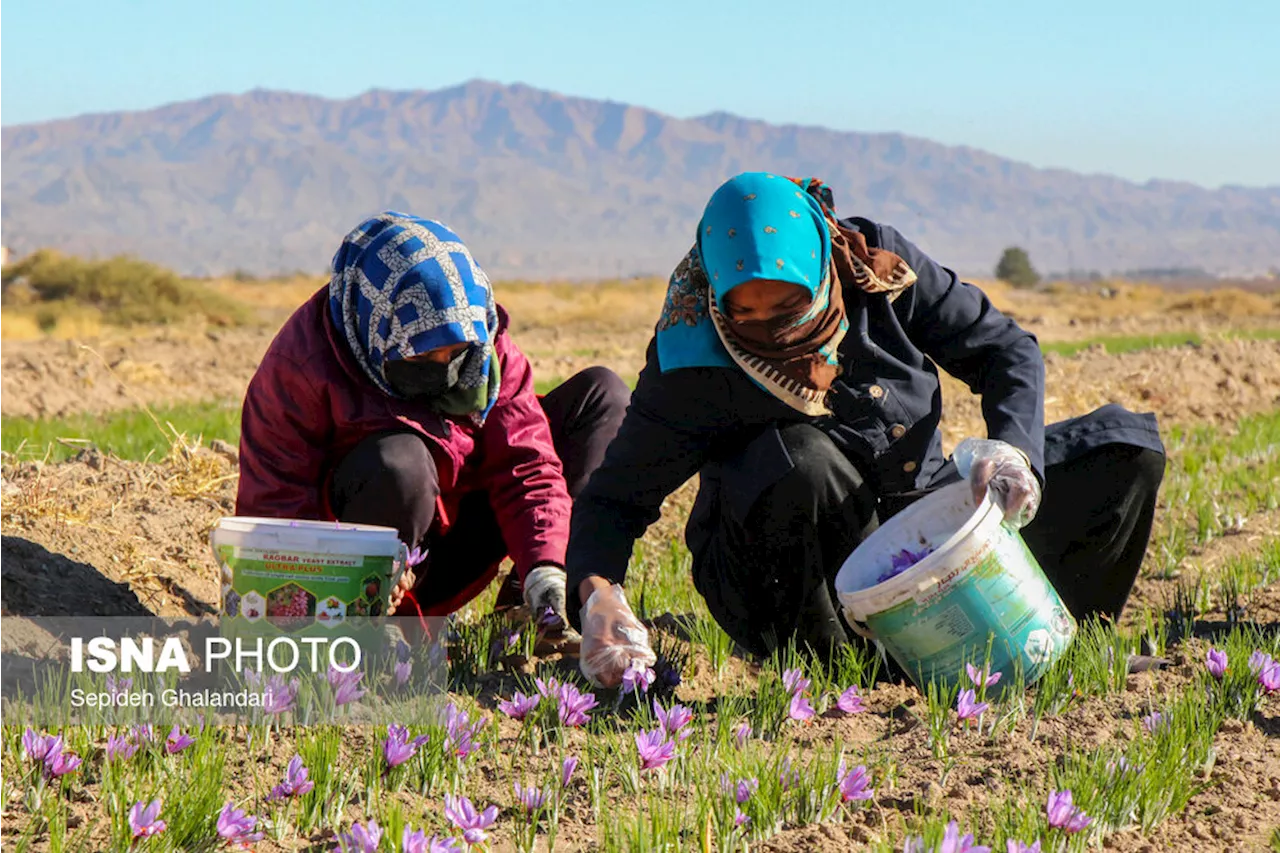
{"left": 565, "top": 217, "right": 1046, "bottom": 626}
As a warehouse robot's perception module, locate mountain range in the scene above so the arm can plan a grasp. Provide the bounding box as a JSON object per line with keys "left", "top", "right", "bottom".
{"left": 2, "top": 80, "right": 1277, "bottom": 280}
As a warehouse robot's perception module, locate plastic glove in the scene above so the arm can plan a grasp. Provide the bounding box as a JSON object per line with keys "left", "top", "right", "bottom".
{"left": 578, "top": 584, "right": 657, "bottom": 688}
{"left": 953, "top": 438, "right": 1041, "bottom": 529}
{"left": 523, "top": 564, "right": 569, "bottom": 630}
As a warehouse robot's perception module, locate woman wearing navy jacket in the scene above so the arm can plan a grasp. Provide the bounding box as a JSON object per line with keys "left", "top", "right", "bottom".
{"left": 567, "top": 172, "right": 1165, "bottom": 687}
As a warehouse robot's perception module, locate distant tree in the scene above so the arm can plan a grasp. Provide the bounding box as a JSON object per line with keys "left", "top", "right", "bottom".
{"left": 994, "top": 247, "right": 1040, "bottom": 289}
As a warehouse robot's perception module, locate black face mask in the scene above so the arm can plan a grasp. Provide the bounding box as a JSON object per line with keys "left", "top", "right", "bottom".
{"left": 384, "top": 349, "right": 468, "bottom": 399}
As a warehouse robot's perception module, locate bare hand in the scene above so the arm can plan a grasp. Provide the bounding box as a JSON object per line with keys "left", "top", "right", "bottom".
{"left": 387, "top": 567, "right": 416, "bottom": 615}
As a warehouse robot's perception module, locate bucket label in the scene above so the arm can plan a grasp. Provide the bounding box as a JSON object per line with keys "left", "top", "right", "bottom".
{"left": 865, "top": 525, "right": 1076, "bottom": 691}
{"left": 215, "top": 544, "right": 398, "bottom": 636}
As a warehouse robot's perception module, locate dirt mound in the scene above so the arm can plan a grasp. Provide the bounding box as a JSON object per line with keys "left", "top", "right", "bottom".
{"left": 0, "top": 535, "right": 152, "bottom": 617}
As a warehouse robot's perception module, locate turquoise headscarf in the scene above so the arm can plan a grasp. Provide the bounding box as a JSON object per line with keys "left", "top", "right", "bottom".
{"left": 655, "top": 172, "right": 847, "bottom": 414}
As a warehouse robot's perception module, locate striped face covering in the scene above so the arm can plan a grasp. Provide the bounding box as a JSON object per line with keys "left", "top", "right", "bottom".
{"left": 327, "top": 212, "right": 501, "bottom": 424}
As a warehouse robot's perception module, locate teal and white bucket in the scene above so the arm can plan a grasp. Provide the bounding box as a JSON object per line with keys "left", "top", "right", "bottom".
{"left": 835, "top": 481, "right": 1076, "bottom": 693}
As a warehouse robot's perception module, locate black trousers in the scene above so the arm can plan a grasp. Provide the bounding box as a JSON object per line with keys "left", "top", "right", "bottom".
{"left": 691, "top": 420, "right": 1166, "bottom": 660}
{"left": 328, "top": 367, "right": 630, "bottom": 613}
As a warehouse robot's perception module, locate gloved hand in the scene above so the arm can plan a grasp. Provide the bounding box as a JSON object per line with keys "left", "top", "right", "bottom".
{"left": 953, "top": 438, "right": 1041, "bottom": 529}
{"left": 579, "top": 583, "right": 656, "bottom": 688}
{"left": 523, "top": 564, "right": 569, "bottom": 631}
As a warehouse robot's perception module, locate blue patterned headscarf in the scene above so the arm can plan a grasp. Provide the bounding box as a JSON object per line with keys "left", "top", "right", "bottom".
{"left": 328, "top": 212, "right": 501, "bottom": 423}
{"left": 655, "top": 172, "right": 848, "bottom": 415}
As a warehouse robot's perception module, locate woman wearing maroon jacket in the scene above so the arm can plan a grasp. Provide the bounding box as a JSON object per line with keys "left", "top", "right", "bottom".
{"left": 235, "top": 212, "right": 629, "bottom": 628}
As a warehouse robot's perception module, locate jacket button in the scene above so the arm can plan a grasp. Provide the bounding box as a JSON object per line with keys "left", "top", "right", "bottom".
{"left": 868, "top": 384, "right": 885, "bottom": 399}
{"left": 890, "top": 423, "right": 907, "bottom": 439}
{"left": 903, "top": 461, "right": 918, "bottom": 473}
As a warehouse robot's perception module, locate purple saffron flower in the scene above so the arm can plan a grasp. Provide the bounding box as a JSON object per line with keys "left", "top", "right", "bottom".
{"left": 561, "top": 756, "right": 579, "bottom": 788}
{"left": 621, "top": 660, "right": 656, "bottom": 695}
{"left": 444, "top": 794, "right": 499, "bottom": 847}
{"left": 106, "top": 733, "right": 139, "bottom": 762}
{"left": 1249, "top": 650, "right": 1272, "bottom": 674}
{"left": 384, "top": 724, "right": 429, "bottom": 768}
{"left": 1204, "top": 647, "right": 1228, "bottom": 680}
{"left": 395, "top": 659, "right": 413, "bottom": 687}
{"left": 835, "top": 686, "right": 867, "bottom": 714}
{"left": 1141, "top": 711, "right": 1166, "bottom": 734}
{"left": 514, "top": 782, "right": 550, "bottom": 813}
{"left": 403, "top": 827, "right": 463, "bottom": 853}
{"left": 45, "top": 746, "right": 82, "bottom": 778}
{"left": 22, "top": 729, "right": 60, "bottom": 764}
{"left": 443, "top": 704, "right": 488, "bottom": 759}
{"left": 107, "top": 675, "right": 133, "bottom": 697}
{"left": 1045, "top": 789, "right": 1091, "bottom": 833}
{"left": 406, "top": 546, "right": 427, "bottom": 568}
{"left": 498, "top": 691, "right": 541, "bottom": 721}
{"left": 538, "top": 606, "right": 564, "bottom": 630}
{"left": 534, "top": 676, "right": 561, "bottom": 698}
{"left": 556, "top": 683, "right": 598, "bottom": 728}
{"left": 788, "top": 691, "right": 816, "bottom": 722}
{"left": 652, "top": 697, "right": 693, "bottom": 740}
{"left": 734, "top": 809, "right": 751, "bottom": 829}
{"left": 335, "top": 819, "right": 382, "bottom": 853}
{"left": 129, "top": 800, "right": 167, "bottom": 838}
{"left": 1260, "top": 661, "right": 1280, "bottom": 693}
{"left": 635, "top": 728, "right": 676, "bottom": 771}
{"left": 838, "top": 763, "right": 874, "bottom": 802}
{"left": 965, "top": 663, "right": 1002, "bottom": 689}
{"left": 956, "top": 689, "right": 989, "bottom": 722}
{"left": 330, "top": 668, "right": 366, "bottom": 705}
{"left": 216, "top": 801, "right": 264, "bottom": 847}
{"left": 734, "top": 721, "right": 752, "bottom": 747}
{"left": 131, "top": 724, "right": 156, "bottom": 743}
{"left": 779, "top": 757, "right": 800, "bottom": 792}
{"left": 938, "top": 821, "right": 990, "bottom": 853}
{"left": 781, "top": 668, "right": 810, "bottom": 695}
{"left": 165, "top": 725, "right": 195, "bottom": 754}
{"left": 263, "top": 675, "right": 299, "bottom": 715}
{"left": 267, "top": 755, "right": 315, "bottom": 800}
{"left": 731, "top": 777, "right": 758, "bottom": 804}
{"left": 1006, "top": 841, "right": 1042, "bottom": 853}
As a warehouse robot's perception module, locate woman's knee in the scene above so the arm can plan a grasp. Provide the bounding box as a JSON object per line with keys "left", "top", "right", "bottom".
{"left": 563, "top": 366, "right": 631, "bottom": 418}
{"left": 332, "top": 432, "right": 439, "bottom": 511}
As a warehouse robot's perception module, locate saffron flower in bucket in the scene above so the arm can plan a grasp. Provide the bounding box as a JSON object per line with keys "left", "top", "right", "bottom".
{"left": 556, "top": 683, "right": 598, "bottom": 727}
{"left": 216, "top": 802, "right": 264, "bottom": 847}
{"left": 165, "top": 725, "right": 196, "bottom": 754}
{"left": 1045, "top": 789, "right": 1091, "bottom": 832}
{"left": 1204, "top": 647, "right": 1228, "bottom": 680}
{"left": 956, "top": 689, "right": 988, "bottom": 723}
{"left": 129, "top": 800, "right": 167, "bottom": 838}
{"left": 561, "top": 756, "right": 579, "bottom": 787}
{"left": 443, "top": 794, "right": 498, "bottom": 846}
{"left": 652, "top": 697, "right": 693, "bottom": 740}
{"left": 267, "top": 755, "right": 315, "bottom": 800}
{"left": 621, "top": 660, "right": 656, "bottom": 695}
{"left": 335, "top": 819, "right": 382, "bottom": 853}
{"left": 837, "top": 762, "right": 874, "bottom": 802}
{"left": 498, "top": 691, "right": 541, "bottom": 721}
{"left": 966, "top": 663, "right": 1002, "bottom": 689}
{"left": 635, "top": 728, "right": 676, "bottom": 771}
{"left": 836, "top": 685, "right": 867, "bottom": 714}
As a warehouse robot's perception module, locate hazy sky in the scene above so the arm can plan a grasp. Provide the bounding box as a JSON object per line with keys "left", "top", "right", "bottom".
{"left": 3, "top": 0, "right": 1278, "bottom": 188}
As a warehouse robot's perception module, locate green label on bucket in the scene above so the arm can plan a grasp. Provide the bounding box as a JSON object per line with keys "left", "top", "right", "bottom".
{"left": 865, "top": 525, "right": 1076, "bottom": 691}
{"left": 215, "top": 544, "right": 396, "bottom": 636}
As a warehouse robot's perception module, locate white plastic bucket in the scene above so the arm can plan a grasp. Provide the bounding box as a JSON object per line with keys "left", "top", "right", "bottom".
{"left": 210, "top": 517, "right": 408, "bottom": 633}
{"left": 835, "top": 481, "right": 1076, "bottom": 692}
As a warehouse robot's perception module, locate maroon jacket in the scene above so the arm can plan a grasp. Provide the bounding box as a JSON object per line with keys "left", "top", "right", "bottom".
{"left": 235, "top": 287, "right": 571, "bottom": 581}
